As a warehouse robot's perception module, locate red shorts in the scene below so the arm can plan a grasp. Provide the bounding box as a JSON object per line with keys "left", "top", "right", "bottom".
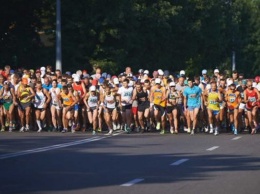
{"left": 132, "top": 107, "right": 138, "bottom": 115}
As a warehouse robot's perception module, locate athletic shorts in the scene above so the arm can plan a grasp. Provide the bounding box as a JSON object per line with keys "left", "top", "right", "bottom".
{"left": 74, "top": 104, "right": 79, "bottom": 111}
{"left": 34, "top": 107, "right": 45, "bottom": 112}
{"left": 3, "top": 102, "right": 12, "bottom": 111}
{"left": 166, "top": 105, "right": 177, "bottom": 114}
{"left": 154, "top": 104, "right": 166, "bottom": 116}
{"left": 208, "top": 109, "right": 220, "bottom": 115}
{"left": 121, "top": 104, "right": 132, "bottom": 112}
{"left": 104, "top": 107, "right": 116, "bottom": 113}
{"left": 138, "top": 101, "right": 150, "bottom": 112}
{"left": 132, "top": 106, "right": 138, "bottom": 115}
{"left": 18, "top": 102, "right": 31, "bottom": 111}
{"left": 187, "top": 105, "right": 200, "bottom": 111}
{"left": 239, "top": 103, "right": 246, "bottom": 110}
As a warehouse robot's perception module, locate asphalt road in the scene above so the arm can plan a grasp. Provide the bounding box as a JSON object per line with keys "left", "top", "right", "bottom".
{"left": 0, "top": 131, "right": 260, "bottom": 194}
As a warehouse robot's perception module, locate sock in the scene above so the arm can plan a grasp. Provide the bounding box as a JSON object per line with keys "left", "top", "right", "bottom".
{"left": 36, "top": 120, "right": 41, "bottom": 129}
{"left": 210, "top": 124, "right": 213, "bottom": 129}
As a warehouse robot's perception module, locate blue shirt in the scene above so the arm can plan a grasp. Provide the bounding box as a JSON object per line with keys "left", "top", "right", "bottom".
{"left": 183, "top": 85, "right": 202, "bottom": 107}
{"left": 42, "top": 83, "right": 52, "bottom": 91}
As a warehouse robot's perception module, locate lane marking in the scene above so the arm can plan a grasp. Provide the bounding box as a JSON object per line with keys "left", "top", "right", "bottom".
{"left": 0, "top": 136, "right": 110, "bottom": 160}
{"left": 112, "top": 131, "right": 125, "bottom": 136}
{"left": 170, "top": 159, "right": 189, "bottom": 166}
{"left": 232, "top": 136, "right": 242, "bottom": 140}
{"left": 121, "top": 178, "right": 144, "bottom": 186}
{"left": 207, "top": 146, "right": 219, "bottom": 151}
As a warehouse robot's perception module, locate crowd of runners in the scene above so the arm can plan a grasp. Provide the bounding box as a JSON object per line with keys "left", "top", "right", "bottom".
{"left": 0, "top": 64, "right": 260, "bottom": 136}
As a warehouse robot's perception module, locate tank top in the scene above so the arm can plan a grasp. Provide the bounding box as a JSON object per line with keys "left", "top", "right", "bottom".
{"left": 88, "top": 94, "right": 98, "bottom": 108}
{"left": 72, "top": 83, "right": 84, "bottom": 97}
{"left": 34, "top": 90, "right": 46, "bottom": 108}
{"left": 136, "top": 90, "right": 148, "bottom": 104}
{"left": 207, "top": 89, "right": 220, "bottom": 111}
{"left": 19, "top": 86, "right": 31, "bottom": 103}
{"left": 50, "top": 87, "right": 60, "bottom": 106}
{"left": 60, "top": 92, "right": 74, "bottom": 106}
{"left": 104, "top": 94, "right": 116, "bottom": 109}
{"left": 3, "top": 90, "right": 12, "bottom": 103}
{"left": 167, "top": 90, "right": 178, "bottom": 106}
{"left": 152, "top": 86, "right": 166, "bottom": 107}
{"left": 245, "top": 89, "right": 258, "bottom": 109}
{"left": 226, "top": 90, "right": 240, "bottom": 109}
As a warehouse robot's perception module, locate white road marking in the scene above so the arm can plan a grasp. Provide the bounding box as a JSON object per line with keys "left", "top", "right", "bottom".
{"left": 207, "top": 146, "right": 219, "bottom": 151}
{"left": 121, "top": 178, "right": 144, "bottom": 186}
{"left": 232, "top": 136, "right": 242, "bottom": 140}
{"left": 0, "top": 136, "right": 109, "bottom": 160}
{"left": 170, "top": 159, "right": 189, "bottom": 166}
{"left": 112, "top": 131, "right": 125, "bottom": 136}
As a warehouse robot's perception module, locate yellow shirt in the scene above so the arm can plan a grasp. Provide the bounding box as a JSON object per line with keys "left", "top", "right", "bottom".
{"left": 152, "top": 86, "right": 166, "bottom": 107}
{"left": 207, "top": 90, "right": 220, "bottom": 111}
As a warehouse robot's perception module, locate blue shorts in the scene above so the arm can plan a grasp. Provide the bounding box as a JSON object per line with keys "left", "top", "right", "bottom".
{"left": 74, "top": 104, "right": 79, "bottom": 111}
{"left": 187, "top": 105, "right": 200, "bottom": 111}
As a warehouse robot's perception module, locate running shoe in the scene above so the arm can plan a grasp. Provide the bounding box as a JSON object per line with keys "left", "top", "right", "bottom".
{"left": 234, "top": 128, "right": 238, "bottom": 135}
{"left": 190, "top": 129, "right": 195, "bottom": 135}
{"left": 170, "top": 127, "right": 174, "bottom": 134}
{"left": 71, "top": 129, "right": 76, "bottom": 133}
{"left": 209, "top": 128, "right": 214, "bottom": 134}
{"left": 37, "top": 128, "right": 42, "bottom": 133}
{"left": 61, "top": 129, "right": 67, "bottom": 133}
{"left": 92, "top": 130, "right": 96, "bottom": 135}
{"left": 8, "top": 127, "right": 12, "bottom": 132}
{"left": 19, "top": 127, "right": 25, "bottom": 132}
{"left": 104, "top": 130, "right": 113, "bottom": 135}
{"left": 251, "top": 128, "right": 256, "bottom": 135}
{"left": 156, "top": 122, "right": 161, "bottom": 130}
{"left": 187, "top": 128, "right": 191, "bottom": 133}
{"left": 97, "top": 128, "right": 102, "bottom": 132}
{"left": 160, "top": 130, "right": 165, "bottom": 135}
{"left": 126, "top": 127, "right": 131, "bottom": 134}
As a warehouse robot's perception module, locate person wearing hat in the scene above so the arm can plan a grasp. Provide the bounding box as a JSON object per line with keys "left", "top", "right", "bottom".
{"left": 166, "top": 82, "right": 180, "bottom": 134}
{"left": 225, "top": 83, "right": 241, "bottom": 135}
{"left": 150, "top": 78, "right": 167, "bottom": 134}
{"left": 0, "top": 81, "right": 16, "bottom": 132}
{"left": 17, "top": 77, "right": 35, "bottom": 132}
{"left": 84, "top": 85, "right": 100, "bottom": 135}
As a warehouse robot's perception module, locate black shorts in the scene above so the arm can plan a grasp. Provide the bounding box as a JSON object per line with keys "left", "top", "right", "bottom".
{"left": 18, "top": 102, "right": 32, "bottom": 111}
{"left": 34, "top": 107, "right": 45, "bottom": 112}
{"left": 138, "top": 101, "right": 150, "bottom": 112}
{"left": 154, "top": 104, "right": 166, "bottom": 115}
{"left": 122, "top": 104, "right": 132, "bottom": 112}
{"left": 166, "top": 105, "right": 177, "bottom": 114}
{"left": 88, "top": 106, "right": 97, "bottom": 112}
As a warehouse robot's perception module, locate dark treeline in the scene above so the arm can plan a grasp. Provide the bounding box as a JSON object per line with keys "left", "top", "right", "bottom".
{"left": 1, "top": 0, "right": 260, "bottom": 77}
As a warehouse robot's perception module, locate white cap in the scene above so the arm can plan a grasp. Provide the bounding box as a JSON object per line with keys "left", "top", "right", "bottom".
{"left": 74, "top": 75, "right": 80, "bottom": 82}
{"left": 180, "top": 70, "right": 185, "bottom": 75}
{"left": 144, "top": 70, "right": 149, "bottom": 75}
{"left": 155, "top": 78, "right": 161, "bottom": 84}
{"left": 227, "top": 79, "right": 233, "bottom": 86}
{"left": 169, "top": 82, "right": 176, "bottom": 87}
{"left": 89, "top": 85, "right": 96, "bottom": 92}
{"left": 214, "top": 69, "right": 219, "bottom": 73}
{"left": 76, "top": 70, "right": 82, "bottom": 76}
{"left": 40, "top": 67, "right": 46, "bottom": 71}
{"left": 202, "top": 69, "right": 207, "bottom": 75}
{"left": 128, "top": 80, "right": 134, "bottom": 87}
{"left": 158, "top": 69, "right": 164, "bottom": 76}
{"left": 253, "top": 82, "right": 257, "bottom": 88}
{"left": 113, "top": 77, "right": 119, "bottom": 85}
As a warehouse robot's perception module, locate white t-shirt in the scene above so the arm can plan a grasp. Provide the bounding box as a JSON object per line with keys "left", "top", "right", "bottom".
{"left": 117, "top": 86, "right": 133, "bottom": 106}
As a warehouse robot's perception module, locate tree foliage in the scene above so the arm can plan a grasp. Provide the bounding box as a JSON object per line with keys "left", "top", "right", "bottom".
{"left": 1, "top": 0, "right": 260, "bottom": 76}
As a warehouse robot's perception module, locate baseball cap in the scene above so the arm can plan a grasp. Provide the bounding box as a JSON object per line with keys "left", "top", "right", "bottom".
{"left": 169, "top": 82, "right": 176, "bottom": 87}
{"left": 227, "top": 79, "right": 233, "bottom": 86}
{"left": 89, "top": 86, "right": 96, "bottom": 92}
{"left": 40, "top": 67, "right": 46, "bottom": 71}
{"left": 180, "top": 70, "right": 185, "bottom": 75}
{"left": 113, "top": 77, "right": 119, "bottom": 85}
{"left": 74, "top": 75, "right": 80, "bottom": 82}
{"left": 144, "top": 70, "right": 149, "bottom": 75}
{"left": 155, "top": 78, "right": 161, "bottom": 84}
{"left": 138, "top": 69, "right": 144, "bottom": 74}
{"left": 202, "top": 69, "right": 207, "bottom": 75}
{"left": 158, "top": 69, "right": 164, "bottom": 76}
{"left": 214, "top": 69, "right": 219, "bottom": 73}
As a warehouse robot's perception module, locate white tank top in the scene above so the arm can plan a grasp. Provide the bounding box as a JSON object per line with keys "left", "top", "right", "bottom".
{"left": 105, "top": 94, "right": 116, "bottom": 109}
{"left": 117, "top": 86, "right": 133, "bottom": 106}
{"left": 3, "top": 90, "right": 12, "bottom": 103}
{"left": 50, "top": 87, "right": 60, "bottom": 105}
{"left": 88, "top": 94, "right": 98, "bottom": 108}
{"left": 34, "top": 90, "right": 46, "bottom": 108}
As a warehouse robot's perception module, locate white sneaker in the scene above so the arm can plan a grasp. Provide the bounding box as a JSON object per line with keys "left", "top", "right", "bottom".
{"left": 105, "top": 130, "right": 113, "bottom": 135}
{"left": 187, "top": 128, "right": 191, "bottom": 133}
{"left": 204, "top": 127, "right": 209, "bottom": 133}
{"left": 170, "top": 127, "right": 174, "bottom": 134}
{"left": 184, "top": 127, "right": 188, "bottom": 132}
{"left": 190, "top": 129, "right": 195, "bottom": 135}
{"left": 19, "top": 127, "right": 25, "bottom": 132}
{"left": 71, "top": 129, "right": 75, "bottom": 133}
{"left": 116, "top": 124, "right": 121, "bottom": 130}
{"left": 37, "top": 128, "right": 42, "bottom": 133}
{"left": 156, "top": 122, "right": 161, "bottom": 130}
{"left": 214, "top": 130, "right": 219, "bottom": 136}
{"left": 209, "top": 128, "right": 214, "bottom": 134}
{"left": 113, "top": 123, "right": 117, "bottom": 131}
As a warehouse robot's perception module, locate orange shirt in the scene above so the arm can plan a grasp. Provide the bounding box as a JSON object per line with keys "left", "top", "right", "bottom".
{"left": 60, "top": 92, "right": 74, "bottom": 106}
{"left": 226, "top": 90, "right": 240, "bottom": 109}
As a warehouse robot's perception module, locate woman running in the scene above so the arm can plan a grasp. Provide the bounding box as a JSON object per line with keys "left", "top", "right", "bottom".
{"left": 34, "top": 81, "right": 51, "bottom": 132}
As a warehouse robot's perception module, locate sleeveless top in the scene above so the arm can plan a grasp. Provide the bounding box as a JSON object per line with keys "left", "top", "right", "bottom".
{"left": 226, "top": 90, "right": 240, "bottom": 109}
{"left": 245, "top": 89, "right": 258, "bottom": 109}
{"left": 87, "top": 94, "right": 98, "bottom": 108}
{"left": 60, "top": 92, "right": 74, "bottom": 106}
{"left": 207, "top": 89, "right": 220, "bottom": 111}
{"left": 50, "top": 87, "right": 60, "bottom": 106}
{"left": 167, "top": 90, "right": 178, "bottom": 106}
{"left": 152, "top": 86, "right": 166, "bottom": 107}
{"left": 3, "top": 90, "right": 12, "bottom": 103}
{"left": 34, "top": 89, "right": 46, "bottom": 108}
{"left": 104, "top": 94, "right": 116, "bottom": 109}
{"left": 136, "top": 89, "right": 148, "bottom": 105}
{"left": 19, "top": 86, "right": 31, "bottom": 103}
